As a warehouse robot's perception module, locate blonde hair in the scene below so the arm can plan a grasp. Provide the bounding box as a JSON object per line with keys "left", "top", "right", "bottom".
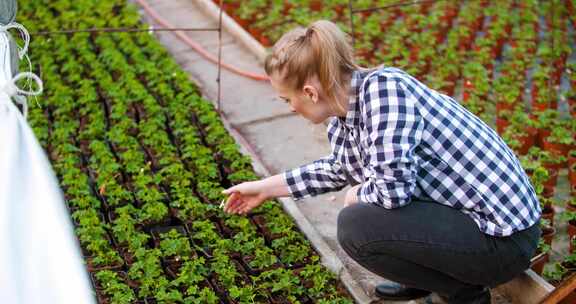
{"left": 264, "top": 20, "right": 360, "bottom": 113}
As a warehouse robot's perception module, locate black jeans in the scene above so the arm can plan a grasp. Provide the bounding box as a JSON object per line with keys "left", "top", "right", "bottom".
{"left": 337, "top": 199, "right": 540, "bottom": 301}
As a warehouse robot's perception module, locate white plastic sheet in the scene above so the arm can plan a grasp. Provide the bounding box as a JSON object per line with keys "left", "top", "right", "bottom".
{"left": 0, "top": 23, "right": 95, "bottom": 304}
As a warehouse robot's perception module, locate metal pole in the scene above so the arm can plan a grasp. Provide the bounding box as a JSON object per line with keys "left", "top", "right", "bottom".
{"left": 217, "top": 0, "right": 224, "bottom": 112}
{"left": 352, "top": 0, "right": 440, "bottom": 14}
{"left": 348, "top": 0, "right": 355, "bottom": 48}
{"left": 549, "top": 0, "right": 555, "bottom": 109}
{"left": 31, "top": 27, "right": 220, "bottom": 36}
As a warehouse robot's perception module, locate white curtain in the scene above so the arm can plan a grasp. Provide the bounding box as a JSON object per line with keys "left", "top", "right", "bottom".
{"left": 0, "top": 21, "right": 95, "bottom": 304}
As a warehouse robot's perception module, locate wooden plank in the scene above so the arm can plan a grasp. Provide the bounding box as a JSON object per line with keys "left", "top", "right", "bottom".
{"left": 495, "top": 270, "right": 554, "bottom": 304}
{"left": 540, "top": 273, "right": 576, "bottom": 304}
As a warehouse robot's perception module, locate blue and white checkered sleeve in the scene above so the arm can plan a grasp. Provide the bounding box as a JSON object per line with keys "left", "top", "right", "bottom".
{"left": 282, "top": 153, "right": 348, "bottom": 201}
{"left": 357, "top": 75, "right": 423, "bottom": 208}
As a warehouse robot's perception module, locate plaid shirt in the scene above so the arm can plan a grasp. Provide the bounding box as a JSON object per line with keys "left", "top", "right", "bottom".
{"left": 283, "top": 67, "right": 541, "bottom": 236}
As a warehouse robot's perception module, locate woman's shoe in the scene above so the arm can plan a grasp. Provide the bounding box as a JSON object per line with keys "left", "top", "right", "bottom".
{"left": 374, "top": 282, "right": 431, "bottom": 301}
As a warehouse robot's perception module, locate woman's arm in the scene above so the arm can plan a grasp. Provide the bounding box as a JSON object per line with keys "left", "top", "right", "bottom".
{"left": 222, "top": 174, "right": 289, "bottom": 215}
{"left": 283, "top": 152, "right": 349, "bottom": 200}
{"left": 223, "top": 151, "right": 349, "bottom": 214}
{"left": 260, "top": 173, "right": 292, "bottom": 198}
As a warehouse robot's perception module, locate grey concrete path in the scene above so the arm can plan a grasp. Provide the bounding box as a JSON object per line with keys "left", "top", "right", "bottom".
{"left": 134, "top": 1, "right": 512, "bottom": 304}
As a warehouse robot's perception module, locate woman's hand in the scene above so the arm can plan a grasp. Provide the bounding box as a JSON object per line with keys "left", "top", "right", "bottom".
{"left": 222, "top": 181, "right": 269, "bottom": 215}
{"left": 344, "top": 184, "right": 361, "bottom": 207}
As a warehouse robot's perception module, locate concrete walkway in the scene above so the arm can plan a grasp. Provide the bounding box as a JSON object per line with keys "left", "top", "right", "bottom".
{"left": 134, "top": 1, "right": 515, "bottom": 303}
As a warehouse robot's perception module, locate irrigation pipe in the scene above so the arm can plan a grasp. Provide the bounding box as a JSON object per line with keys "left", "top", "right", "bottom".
{"left": 134, "top": 0, "right": 269, "bottom": 81}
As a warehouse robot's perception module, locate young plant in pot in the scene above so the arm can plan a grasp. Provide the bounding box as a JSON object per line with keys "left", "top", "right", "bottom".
{"left": 569, "top": 150, "right": 576, "bottom": 185}
{"left": 157, "top": 228, "right": 194, "bottom": 274}
{"left": 170, "top": 190, "right": 217, "bottom": 223}
{"left": 561, "top": 211, "right": 576, "bottom": 253}
{"left": 190, "top": 288, "right": 219, "bottom": 304}
{"left": 249, "top": 247, "right": 280, "bottom": 273}
{"left": 561, "top": 251, "right": 576, "bottom": 278}
{"left": 120, "top": 232, "right": 149, "bottom": 266}
{"left": 533, "top": 109, "right": 557, "bottom": 144}
{"left": 531, "top": 66, "right": 552, "bottom": 112}
{"left": 170, "top": 256, "right": 219, "bottom": 303}
{"left": 154, "top": 287, "right": 184, "bottom": 303}
{"left": 138, "top": 199, "right": 170, "bottom": 228}
{"left": 75, "top": 217, "right": 124, "bottom": 271}
{"left": 110, "top": 204, "right": 149, "bottom": 264}
{"left": 271, "top": 231, "right": 314, "bottom": 268}
{"left": 567, "top": 197, "right": 576, "bottom": 213}
{"left": 542, "top": 123, "right": 575, "bottom": 163}
{"left": 426, "top": 71, "right": 455, "bottom": 97}
{"left": 495, "top": 109, "right": 512, "bottom": 134}
{"left": 227, "top": 169, "right": 258, "bottom": 184}
{"left": 173, "top": 256, "right": 208, "bottom": 285}
{"left": 494, "top": 79, "right": 522, "bottom": 114}
{"left": 127, "top": 248, "right": 169, "bottom": 299}
{"left": 523, "top": 147, "right": 561, "bottom": 195}
{"left": 224, "top": 215, "right": 258, "bottom": 237}
{"left": 567, "top": 89, "right": 576, "bottom": 118}
{"left": 540, "top": 218, "right": 556, "bottom": 247}
{"left": 209, "top": 242, "right": 253, "bottom": 302}
{"left": 293, "top": 256, "right": 340, "bottom": 299}
{"left": 502, "top": 111, "right": 538, "bottom": 155}
{"left": 531, "top": 238, "right": 551, "bottom": 275}
{"left": 229, "top": 285, "right": 259, "bottom": 304}
{"left": 539, "top": 196, "right": 556, "bottom": 226}
{"left": 462, "top": 61, "right": 489, "bottom": 102}
{"left": 189, "top": 219, "right": 221, "bottom": 258}
{"left": 255, "top": 268, "right": 305, "bottom": 304}
{"left": 555, "top": 252, "right": 576, "bottom": 303}
{"left": 232, "top": 232, "right": 276, "bottom": 275}
{"left": 543, "top": 261, "right": 566, "bottom": 284}
{"left": 523, "top": 162, "right": 547, "bottom": 193}
{"left": 94, "top": 270, "right": 136, "bottom": 304}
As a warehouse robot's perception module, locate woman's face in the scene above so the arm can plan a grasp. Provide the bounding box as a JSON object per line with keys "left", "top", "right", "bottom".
{"left": 269, "top": 73, "right": 331, "bottom": 124}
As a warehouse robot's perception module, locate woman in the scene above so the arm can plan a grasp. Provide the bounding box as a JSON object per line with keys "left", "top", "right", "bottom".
{"left": 222, "top": 20, "right": 541, "bottom": 304}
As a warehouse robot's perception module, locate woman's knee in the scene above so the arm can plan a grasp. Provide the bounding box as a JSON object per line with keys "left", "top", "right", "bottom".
{"left": 337, "top": 204, "right": 368, "bottom": 257}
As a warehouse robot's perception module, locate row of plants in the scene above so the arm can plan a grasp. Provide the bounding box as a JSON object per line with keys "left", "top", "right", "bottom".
{"left": 21, "top": 0, "right": 353, "bottom": 303}
{"left": 221, "top": 0, "right": 574, "bottom": 125}
{"left": 221, "top": 0, "right": 573, "bottom": 131}
{"left": 219, "top": 0, "right": 576, "bottom": 297}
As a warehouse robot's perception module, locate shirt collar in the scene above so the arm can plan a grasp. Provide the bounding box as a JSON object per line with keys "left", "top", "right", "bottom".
{"left": 339, "top": 68, "right": 375, "bottom": 128}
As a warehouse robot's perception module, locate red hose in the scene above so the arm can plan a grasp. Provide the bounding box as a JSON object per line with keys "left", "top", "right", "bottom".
{"left": 135, "top": 0, "right": 270, "bottom": 81}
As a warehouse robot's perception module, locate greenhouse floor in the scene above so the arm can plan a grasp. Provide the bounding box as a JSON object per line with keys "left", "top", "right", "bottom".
{"left": 135, "top": 0, "right": 513, "bottom": 302}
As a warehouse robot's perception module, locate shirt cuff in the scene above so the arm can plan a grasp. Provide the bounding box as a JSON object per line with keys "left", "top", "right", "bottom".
{"left": 357, "top": 179, "right": 404, "bottom": 208}
{"left": 357, "top": 181, "right": 380, "bottom": 205}
{"left": 282, "top": 169, "right": 305, "bottom": 201}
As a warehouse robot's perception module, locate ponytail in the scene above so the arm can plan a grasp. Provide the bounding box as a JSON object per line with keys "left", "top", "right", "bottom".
{"left": 264, "top": 20, "right": 359, "bottom": 112}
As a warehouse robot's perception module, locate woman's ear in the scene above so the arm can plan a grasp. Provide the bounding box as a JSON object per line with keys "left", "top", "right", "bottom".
{"left": 302, "top": 85, "right": 319, "bottom": 104}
